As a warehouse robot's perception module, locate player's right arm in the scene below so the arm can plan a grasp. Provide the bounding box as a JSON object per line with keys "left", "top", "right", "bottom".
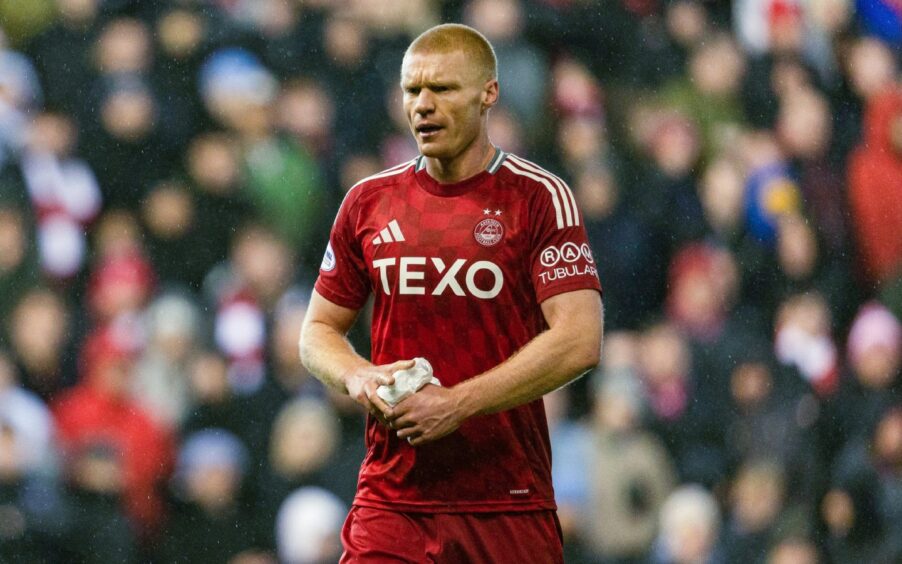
{"left": 300, "top": 289, "right": 413, "bottom": 419}
{"left": 304, "top": 170, "right": 417, "bottom": 418}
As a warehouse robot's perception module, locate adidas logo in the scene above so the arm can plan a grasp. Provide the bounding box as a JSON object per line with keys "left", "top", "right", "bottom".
{"left": 373, "top": 219, "right": 406, "bottom": 245}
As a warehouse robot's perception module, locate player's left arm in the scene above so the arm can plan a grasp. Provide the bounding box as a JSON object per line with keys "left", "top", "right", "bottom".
{"left": 391, "top": 288, "right": 603, "bottom": 445}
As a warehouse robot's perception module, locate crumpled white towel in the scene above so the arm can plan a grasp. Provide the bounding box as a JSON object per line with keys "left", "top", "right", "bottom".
{"left": 376, "top": 357, "right": 441, "bottom": 406}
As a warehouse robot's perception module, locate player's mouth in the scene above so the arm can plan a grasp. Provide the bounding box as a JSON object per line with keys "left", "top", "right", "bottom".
{"left": 415, "top": 123, "right": 443, "bottom": 139}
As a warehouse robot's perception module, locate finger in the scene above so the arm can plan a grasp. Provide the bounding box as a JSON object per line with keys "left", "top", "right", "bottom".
{"left": 367, "top": 407, "right": 390, "bottom": 426}
{"left": 381, "top": 359, "right": 416, "bottom": 383}
{"left": 407, "top": 434, "right": 427, "bottom": 447}
{"left": 390, "top": 409, "right": 415, "bottom": 426}
{"left": 396, "top": 425, "right": 419, "bottom": 439}
{"left": 392, "top": 416, "right": 414, "bottom": 429}
{"left": 368, "top": 389, "right": 395, "bottom": 420}
{"left": 375, "top": 360, "right": 414, "bottom": 387}
{"left": 388, "top": 359, "right": 417, "bottom": 371}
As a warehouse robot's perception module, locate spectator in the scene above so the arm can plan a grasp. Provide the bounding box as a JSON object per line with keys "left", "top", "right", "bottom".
{"left": 870, "top": 409, "right": 902, "bottom": 548}
{"left": 247, "top": 290, "right": 330, "bottom": 453}
{"left": 722, "top": 459, "right": 795, "bottom": 562}
{"left": 59, "top": 441, "right": 138, "bottom": 563}
{"left": 724, "top": 340, "right": 821, "bottom": 502}
{"left": 0, "top": 202, "right": 39, "bottom": 326}
{"left": 823, "top": 407, "right": 902, "bottom": 562}
{"left": 848, "top": 84, "right": 902, "bottom": 288}
{"left": 822, "top": 469, "right": 897, "bottom": 562}
{"left": 316, "top": 14, "right": 387, "bottom": 154}
{"left": 777, "top": 86, "right": 849, "bottom": 255}
{"left": 141, "top": 179, "right": 204, "bottom": 288}
{"left": 0, "top": 350, "right": 55, "bottom": 474}
{"left": 548, "top": 57, "right": 605, "bottom": 153}
{"left": 651, "top": 485, "right": 724, "bottom": 564}
{"left": 275, "top": 79, "right": 336, "bottom": 163}
{"left": 833, "top": 36, "right": 898, "bottom": 162}
{"left": 665, "top": 242, "right": 757, "bottom": 360}
{"left": 150, "top": 4, "right": 210, "bottom": 152}
{"left": 86, "top": 249, "right": 156, "bottom": 326}
{"left": 8, "top": 289, "right": 73, "bottom": 400}
{"left": 79, "top": 18, "right": 169, "bottom": 209}
{"left": 631, "top": 108, "right": 708, "bottom": 250}
{"left": 24, "top": 0, "right": 98, "bottom": 116}
{"left": 662, "top": 33, "right": 746, "bottom": 161}
{"left": 767, "top": 537, "right": 820, "bottom": 564}
{"left": 254, "top": 397, "right": 352, "bottom": 549}
{"left": 774, "top": 292, "right": 839, "bottom": 396}
{"left": 638, "top": 321, "right": 726, "bottom": 486}
{"left": 211, "top": 224, "right": 295, "bottom": 394}
{"left": 0, "top": 351, "right": 64, "bottom": 561}
{"left": 182, "top": 350, "right": 255, "bottom": 445}
{"left": 20, "top": 111, "right": 101, "bottom": 281}
{"left": 464, "top": 0, "right": 548, "bottom": 131}
{"left": 183, "top": 132, "right": 255, "bottom": 287}
{"left": 544, "top": 386, "right": 592, "bottom": 560}
{"left": 825, "top": 302, "right": 901, "bottom": 459}
{"left": 131, "top": 292, "right": 202, "bottom": 429}
{"left": 576, "top": 164, "right": 661, "bottom": 329}
{"left": 770, "top": 214, "right": 858, "bottom": 328}
{"left": 53, "top": 326, "right": 174, "bottom": 537}
{"left": 159, "top": 428, "right": 258, "bottom": 563}
{"left": 583, "top": 367, "right": 677, "bottom": 561}
{"left": 275, "top": 486, "right": 346, "bottom": 564}
{"left": 246, "top": 89, "right": 330, "bottom": 262}
{"left": 699, "top": 157, "right": 744, "bottom": 227}
{"left": 844, "top": 38, "right": 898, "bottom": 104}
{"left": 0, "top": 29, "right": 41, "bottom": 165}
{"left": 0, "top": 420, "right": 64, "bottom": 562}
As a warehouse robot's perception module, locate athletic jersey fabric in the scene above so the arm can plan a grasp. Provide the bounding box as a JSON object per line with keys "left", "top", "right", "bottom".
{"left": 315, "top": 150, "right": 602, "bottom": 513}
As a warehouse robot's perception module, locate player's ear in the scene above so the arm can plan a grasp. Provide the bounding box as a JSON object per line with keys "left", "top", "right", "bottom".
{"left": 481, "top": 78, "right": 499, "bottom": 112}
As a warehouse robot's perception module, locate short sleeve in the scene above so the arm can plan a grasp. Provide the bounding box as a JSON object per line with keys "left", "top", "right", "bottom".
{"left": 314, "top": 192, "right": 371, "bottom": 309}
{"left": 528, "top": 178, "right": 602, "bottom": 303}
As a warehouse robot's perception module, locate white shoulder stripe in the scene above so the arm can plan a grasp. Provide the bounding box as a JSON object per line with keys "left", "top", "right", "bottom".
{"left": 501, "top": 160, "right": 565, "bottom": 229}
{"left": 348, "top": 159, "right": 416, "bottom": 191}
{"left": 507, "top": 155, "right": 580, "bottom": 227}
{"left": 507, "top": 155, "right": 573, "bottom": 227}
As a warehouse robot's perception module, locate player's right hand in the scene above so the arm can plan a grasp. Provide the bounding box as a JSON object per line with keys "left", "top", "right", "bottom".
{"left": 343, "top": 359, "right": 415, "bottom": 425}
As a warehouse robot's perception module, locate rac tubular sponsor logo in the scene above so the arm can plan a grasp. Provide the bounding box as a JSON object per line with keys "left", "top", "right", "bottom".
{"left": 538, "top": 242, "right": 597, "bottom": 284}
{"left": 372, "top": 257, "right": 503, "bottom": 299}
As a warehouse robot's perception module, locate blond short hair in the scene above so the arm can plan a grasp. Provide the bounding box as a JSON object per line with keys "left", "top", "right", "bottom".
{"left": 405, "top": 23, "right": 498, "bottom": 81}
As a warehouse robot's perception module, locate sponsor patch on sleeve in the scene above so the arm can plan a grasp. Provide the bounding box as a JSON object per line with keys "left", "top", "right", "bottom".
{"left": 538, "top": 242, "right": 597, "bottom": 284}
{"left": 321, "top": 242, "right": 336, "bottom": 272}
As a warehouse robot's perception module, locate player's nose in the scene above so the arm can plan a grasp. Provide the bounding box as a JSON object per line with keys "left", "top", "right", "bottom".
{"left": 413, "top": 90, "right": 436, "bottom": 114}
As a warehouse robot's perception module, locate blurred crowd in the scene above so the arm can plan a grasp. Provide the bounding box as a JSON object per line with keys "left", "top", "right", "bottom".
{"left": 0, "top": 0, "right": 900, "bottom": 562}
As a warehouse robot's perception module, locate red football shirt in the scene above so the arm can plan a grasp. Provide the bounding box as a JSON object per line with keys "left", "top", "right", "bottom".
{"left": 315, "top": 150, "right": 602, "bottom": 513}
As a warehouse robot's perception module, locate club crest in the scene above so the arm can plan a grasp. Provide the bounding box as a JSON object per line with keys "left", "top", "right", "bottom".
{"left": 474, "top": 217, "right": 504, "bottom": 247}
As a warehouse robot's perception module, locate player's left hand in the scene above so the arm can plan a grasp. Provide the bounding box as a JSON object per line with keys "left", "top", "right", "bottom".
{"left": 389, "top": 385, "right": 467, "bottom": 447}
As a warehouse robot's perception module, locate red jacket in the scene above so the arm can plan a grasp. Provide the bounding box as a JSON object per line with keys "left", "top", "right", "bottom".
{"left": 848, "top": 86, "right": 902, "bottom": 286}
{"left": 53, "top": 382, "right": 174, "bottom": 535}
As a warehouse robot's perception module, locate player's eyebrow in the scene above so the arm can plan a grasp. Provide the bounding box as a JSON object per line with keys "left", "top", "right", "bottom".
{"left": 401, "top": 78, "right": 460, "bottom": 92}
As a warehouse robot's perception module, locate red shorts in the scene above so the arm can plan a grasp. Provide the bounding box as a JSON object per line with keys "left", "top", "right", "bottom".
{"left": 340, "top": 506, "right": 563, "bottom": 563}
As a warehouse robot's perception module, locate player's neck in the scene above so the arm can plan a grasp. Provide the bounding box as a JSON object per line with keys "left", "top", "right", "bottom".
{"left": 423, "top": 137, "right": 496, "bottom": 184}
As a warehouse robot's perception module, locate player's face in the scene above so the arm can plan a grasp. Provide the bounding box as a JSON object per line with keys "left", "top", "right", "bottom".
{"left": 401, "top": 50, "right": 497, "bottom": 161}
